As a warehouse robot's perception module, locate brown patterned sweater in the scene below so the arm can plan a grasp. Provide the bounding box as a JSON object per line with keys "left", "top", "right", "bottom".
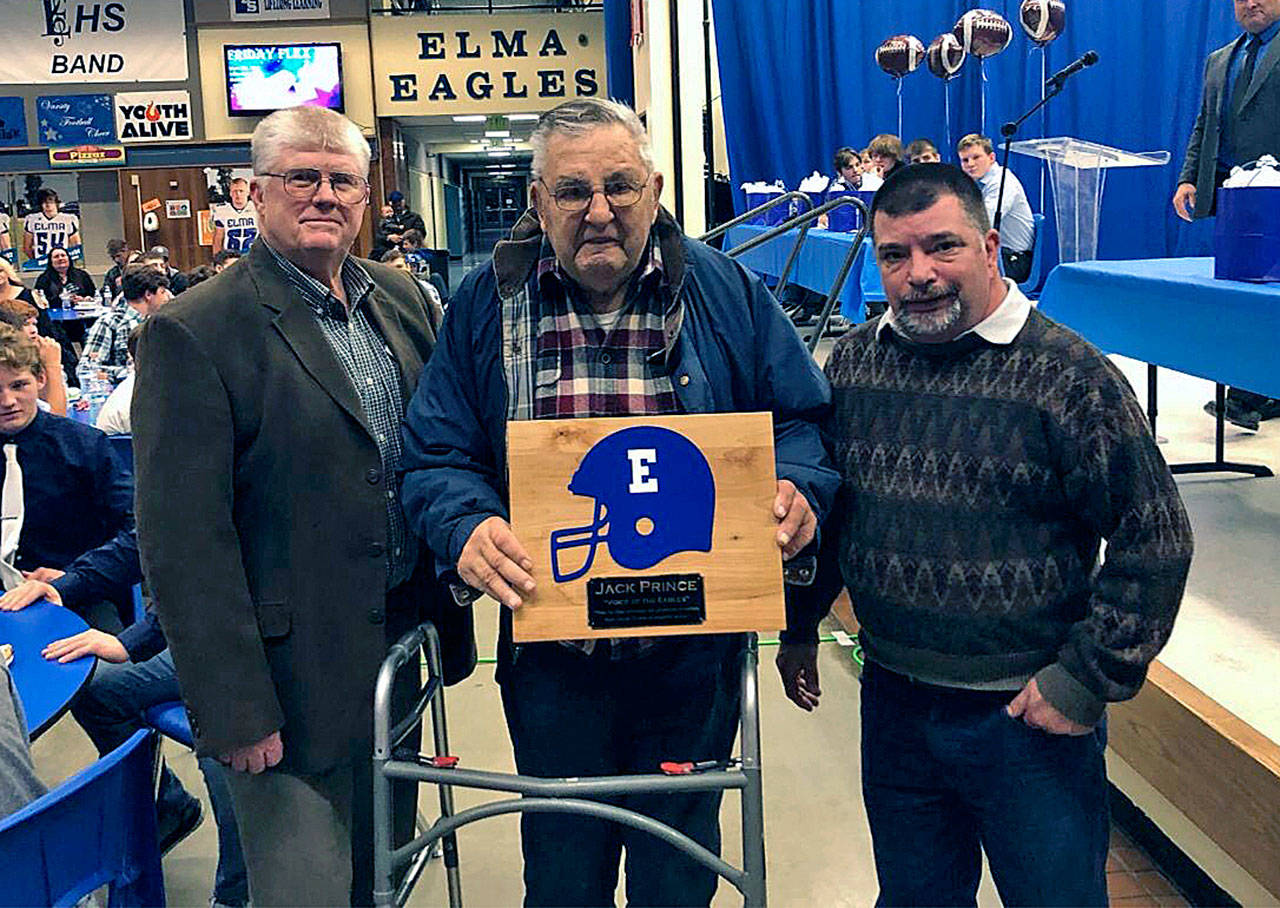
{"left": 791, "top": 309, "right": 1194, "bottom": 725}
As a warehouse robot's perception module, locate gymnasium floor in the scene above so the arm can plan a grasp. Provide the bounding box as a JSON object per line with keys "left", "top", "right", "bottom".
{"left": 29, "top": 353, "right": 1278, "bottom": 906}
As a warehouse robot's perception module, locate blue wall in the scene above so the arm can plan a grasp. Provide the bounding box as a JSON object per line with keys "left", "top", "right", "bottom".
{"left": 711, "top": 0, "right": 1240, "bottom": 260}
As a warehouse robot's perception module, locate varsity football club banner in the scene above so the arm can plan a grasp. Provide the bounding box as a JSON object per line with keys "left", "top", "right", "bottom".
{"left": 36, "top": 94, "right": 114, "bottom": 145}
{"left": 507, "top": 412, "right": 785, "bottom": 642}
{"left": 0, "top": 0, "right": 188, "bottom": 84}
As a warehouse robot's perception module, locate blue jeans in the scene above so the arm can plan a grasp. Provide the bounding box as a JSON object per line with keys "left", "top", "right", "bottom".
{"left": 859, "top": 661, "right": 1109, "bottom": 908}
{"left": 71, "top": 650, "right": 250, "bottom": 906}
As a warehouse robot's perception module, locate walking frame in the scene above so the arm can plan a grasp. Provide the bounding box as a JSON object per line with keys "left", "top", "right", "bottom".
{"left": 372, "top": 622, "right": 769, "bottom": 907}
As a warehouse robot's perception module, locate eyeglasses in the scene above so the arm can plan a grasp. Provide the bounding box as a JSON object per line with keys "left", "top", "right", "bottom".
{"left": 258, "top": 168, "right": 370, "bottom": 204}
{"left": 539, "top": 175, "right": 651, "bottom": 213}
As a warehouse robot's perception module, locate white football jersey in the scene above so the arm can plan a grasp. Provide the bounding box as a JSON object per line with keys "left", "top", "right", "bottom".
{"left": 212, "top": 201, "right": 259, "bottom": 254}
{"left": 23, "top": 211, "right": 80, "bottom": 259}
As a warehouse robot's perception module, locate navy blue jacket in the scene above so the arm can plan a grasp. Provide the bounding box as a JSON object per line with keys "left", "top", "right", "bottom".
{"left": 401, "top": 210, "right": 839, "bottom": 582}
{"left": 9, "top": 411, "right": 141, "bottom": 614}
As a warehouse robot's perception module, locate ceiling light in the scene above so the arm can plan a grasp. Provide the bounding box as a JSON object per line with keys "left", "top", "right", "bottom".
{"left": 484, "top": 129, "right": 510, "bottom": 138}
{"left": 508, "top": 114, "right": 539, "bottom": 121}
{"left": 487, "top": 150, "right": 511, "bottom": 158}
{"left": 452, "top": 115, "right": 486, "bottom": 123}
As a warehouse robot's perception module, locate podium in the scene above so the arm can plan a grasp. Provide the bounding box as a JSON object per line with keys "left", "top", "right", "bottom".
{"left": 1010, "top": 138, "right": 1170, "bottom": 263}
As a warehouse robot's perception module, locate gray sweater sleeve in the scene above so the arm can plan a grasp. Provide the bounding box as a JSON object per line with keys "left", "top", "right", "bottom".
{"left": 0, "top": 664, "right": 47, "bottom": 820}
{"left": 1037, "top": 357, "right": 1194, "bottom": 725}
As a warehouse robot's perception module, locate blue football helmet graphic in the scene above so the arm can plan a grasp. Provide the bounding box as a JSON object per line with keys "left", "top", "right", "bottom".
{"left": 550, "top": 425, "right": 716, "bottom": 583}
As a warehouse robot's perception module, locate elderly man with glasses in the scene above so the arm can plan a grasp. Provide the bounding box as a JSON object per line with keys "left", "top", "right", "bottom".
{"left": 132, "top": 106, "right": 475, "bottom": 906}
{"left": 401, "top": 97, "right": 837, "bottom": 906}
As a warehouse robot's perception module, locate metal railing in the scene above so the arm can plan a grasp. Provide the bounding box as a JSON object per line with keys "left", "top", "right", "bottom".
{"left": 722, "top": 195, "right": 872, "bottom": 352}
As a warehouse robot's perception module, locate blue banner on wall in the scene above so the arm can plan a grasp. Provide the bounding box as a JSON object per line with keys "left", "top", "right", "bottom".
{"left": 0, "top": 97, "right": 26, "bottom": 147}
{"left": 36, "top": 93, "right": 115, "bottom": 146}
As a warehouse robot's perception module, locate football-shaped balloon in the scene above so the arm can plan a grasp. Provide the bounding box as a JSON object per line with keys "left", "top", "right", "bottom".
{"left": 954, "top": 9, "right": 1014, "bottom": 58}
{"left": 927, "top": 32, "right": 967, "bottom": 80}
{"left": 875, "top": 34, "right": 926, "bottom": 78}
{"left": 1019, "top": 0, "right": 1066, "bottom": 45}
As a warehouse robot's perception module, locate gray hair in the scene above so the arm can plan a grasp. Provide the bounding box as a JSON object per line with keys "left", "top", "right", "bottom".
{"left": 529, "top": 98, "right": 654, "bottom": 179}
{"left": 251, "top": 107, "right": 371, "bottom": 177}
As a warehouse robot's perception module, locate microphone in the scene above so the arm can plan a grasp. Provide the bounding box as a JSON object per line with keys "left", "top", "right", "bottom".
{"left": 1045, "top": 50, "right": 1099, "bottom": 88}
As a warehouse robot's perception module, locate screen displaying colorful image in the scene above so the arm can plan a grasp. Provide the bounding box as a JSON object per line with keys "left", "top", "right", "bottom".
{"left": 225, "top": 43, "right": 344, "bottom": 117}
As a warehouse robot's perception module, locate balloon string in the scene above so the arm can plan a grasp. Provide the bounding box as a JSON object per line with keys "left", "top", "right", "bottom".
{"left": 897, "top": 78, "right": 904, "bottom": 139}
{"left": 980, "top": 58, "right": 988, "bottom": 136}
{"left": 945, "top": 80, "right": 953, "bottom": 161}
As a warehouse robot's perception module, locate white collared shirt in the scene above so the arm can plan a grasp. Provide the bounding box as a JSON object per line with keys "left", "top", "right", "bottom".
{"left": 878, "top": 279, "right": 1033, "bottom": 345}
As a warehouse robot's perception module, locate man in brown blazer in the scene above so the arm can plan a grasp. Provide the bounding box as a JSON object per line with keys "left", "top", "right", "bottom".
{"left": 133, "top": 106, "right": 474, "bottom": 906}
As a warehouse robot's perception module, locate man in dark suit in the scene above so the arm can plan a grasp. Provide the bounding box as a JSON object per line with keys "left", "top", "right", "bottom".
{"left": 1175, "top": 0, "right": 1280, "bottom": 429}
{"left": 133, "top": 106, "right": 474, "bottom": 906}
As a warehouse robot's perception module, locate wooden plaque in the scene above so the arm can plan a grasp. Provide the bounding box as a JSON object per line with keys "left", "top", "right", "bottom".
{"left": 507, "top": 412, "right": 784, "bottom": 642}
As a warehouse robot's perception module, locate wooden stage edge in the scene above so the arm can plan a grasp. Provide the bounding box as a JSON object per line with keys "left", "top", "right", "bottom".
{"left": 828, "top": 599, "right": 1280, "bottom": 900}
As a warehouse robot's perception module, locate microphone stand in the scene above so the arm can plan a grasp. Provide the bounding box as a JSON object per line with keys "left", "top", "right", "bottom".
{"left": 993, "top": 80, "right": 1065, "bottom": 233}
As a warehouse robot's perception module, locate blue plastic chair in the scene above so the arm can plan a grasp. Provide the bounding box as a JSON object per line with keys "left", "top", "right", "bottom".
{"left": 1018, "top": 213, "right": 1048, "bottom": 296}
{"left": 0, "top": 729, "right": 165, "bottom": 907}
{"left": 144, "top": 701, "right": 193, "bottom": 749}
{"left": 108, "top": 433, "right": 133, "bottom": 480}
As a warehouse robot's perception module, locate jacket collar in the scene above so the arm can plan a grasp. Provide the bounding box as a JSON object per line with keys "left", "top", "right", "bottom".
{"left": 492, "top": 205, "right": 689, "bottom": 358}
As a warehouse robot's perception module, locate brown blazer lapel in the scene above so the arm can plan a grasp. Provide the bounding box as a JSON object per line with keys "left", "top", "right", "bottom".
{"left": 364, "top": 285, "right": 425, "bottom": 400}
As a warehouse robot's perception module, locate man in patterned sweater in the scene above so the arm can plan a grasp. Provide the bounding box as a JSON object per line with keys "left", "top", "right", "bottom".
{"left": 779, "top": 164, "right": 1193, "bottom": 907}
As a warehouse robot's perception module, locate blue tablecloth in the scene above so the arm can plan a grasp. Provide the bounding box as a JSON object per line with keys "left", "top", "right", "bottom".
{"left": 46, "top": 308, "right": 103, "bottom": 322}
{"left": 1, "top": 600, "right": 94, "bottom": 739}
{"left": 725, "top": 224, "right": 876, "bottom": 320}
{"left": 1038, "top": 258, "right": 1280, "bottom": 398}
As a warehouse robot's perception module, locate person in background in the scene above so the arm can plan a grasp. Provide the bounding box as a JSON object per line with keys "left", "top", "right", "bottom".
{"left": 34, "top": 247, "right": 95, "bottom": 309}
{"left": 0, "top": 205, "right": 12, "bottom": 265}
{"left": 958, "top": 133, "right": 1036, "bottom": 283}
{"left": 387, "top": 190, "right": 426, "bottom": 240}
{"left": 0, "top": 298, "right": 67, "bottom": 415}
{"left": 184, "top": 265, "right": 217, "bottom": 290}
{"left": 906, "top": 138, "right": 942, "bottom": 164}
{"left": 371, "top": 203, "right": 398, "bottom": 261}
{"left": 399, "top": 228, "right": 431, "bottom": 273}
{"left": 832, "top": 147, "right": 865, "bottom": 190}
{"left": 1176, "top": 0, "right": 1280, "bottom": 431}
{"left": 212, "top": 250, "right": 241, "bottom": 273}
{"left": 77, "top": 266, "right": 171, "bottom": 387}
{"left": 31, "top": 586, "right": 250, "bottom": 904}
{"left": 0, "top": 258, "right": 77, "bottom": 385}
{"left": 1, "top": 662, "right": 45, "bottom": 821}
{"left": 99, "top": 239, "right": 131, "bottom": 307}
{"left": 780, "top": 164, "right": 1192, "bottom": 907}
{"left": 145, "top": 246, "right": 188, "bottom": 295}
{"left": 94, "top": 326, "right": 142, "bottom": 436}
{"left": 379, "top": 248, "right": 444, "bottom": 329}
{"left": 866, "top": 134, "right": 906, "bottom": 184}
{"left": 22, "top": 189, "right": 81, "bottom": 267}
{"left": 212, "top": 177, "right": 259, "bottom": 257}
{"left": 0, "top": 324, "right": 136, "bottom": 632}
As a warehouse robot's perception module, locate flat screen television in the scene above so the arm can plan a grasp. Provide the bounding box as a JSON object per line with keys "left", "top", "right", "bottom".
{"left": 224, "top": 42, "right": 344, "bottom": 117}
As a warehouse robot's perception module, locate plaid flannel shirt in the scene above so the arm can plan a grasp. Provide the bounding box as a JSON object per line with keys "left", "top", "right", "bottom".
{"left": 77, "top": 304, "right": 142, "bottom": 385}
{"left": 504, "top": 238, "right": 681, "bottom": 656}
